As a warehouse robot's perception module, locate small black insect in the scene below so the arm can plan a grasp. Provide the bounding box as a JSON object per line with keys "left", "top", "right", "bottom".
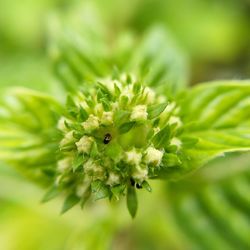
{"left": 103, "top": 133, "right": 112, "bottom": 144}
{"left": 136, "top": 183, "right": 142, "bottom": 189}
{"left": 130, "top": 178, "right": 135, "bottom": 187}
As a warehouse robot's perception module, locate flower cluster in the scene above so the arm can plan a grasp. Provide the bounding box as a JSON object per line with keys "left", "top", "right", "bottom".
{"left": 54, "top": 76, "right": 183, "bottom": 211}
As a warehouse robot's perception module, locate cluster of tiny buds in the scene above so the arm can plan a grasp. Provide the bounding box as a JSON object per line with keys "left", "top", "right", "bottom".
{"left": 56, "top": 77, "right": 183, "bottom": 201}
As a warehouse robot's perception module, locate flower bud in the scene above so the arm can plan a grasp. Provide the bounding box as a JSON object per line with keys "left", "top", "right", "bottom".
{"left": 169, "top": 116, "right": 182, "bottom": 127}
{"left": 144, "top": 87, "right": 155, "bottom": 104}
{"left": 57, "top": 157, "right": 72, "bottom": 173}
{"left": 84, "top": 159, "right": 105, "bottom": 180}
{"left": 170, "top": 137, "right": 182, "bottom": 149}
{"left": 106, "top": 172, "right": 120, "bottom": 186}
{"left": 125, "top": 148, "right": 142, "bottom": 166}
{"left": 101, "top": 111, "right": 113, "bottom": 125}
{"left": 144, "top": 146, "right": 163, "bottom": 166}
{"left": 132, "top": 166, "right": 148, "bottom": 182}
{"left": 60, "top": 131, "right": 74, "bottom": 147}
{"left": 130, "top": 105, "right": 148, "bottom": 122}
{"left": 57, "top": 117, "right": 69, "bottom": 132}
{"left": 76, "top": 136, "right": 93, "bottom": 154}
{"left": 82, "top": 115, "right": 99, "bottom": 132}
{"left": 94, "top": 103, "right": 104, "bottom": 116}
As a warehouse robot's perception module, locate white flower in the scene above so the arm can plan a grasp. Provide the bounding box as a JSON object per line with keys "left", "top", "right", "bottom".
{"left": 57, "top": 157, "right": 72, "bottom": 173}
{"left": 101, "top": 111, "right": 113, "bottom": 125}
{"left": 169, "top": 116, "right": 182, "bottom": 127}
{"left": 60, "top": 131, "right": 74, "bottom": 147}
{"left": 120, "top": 85, "right": 134, "bottom": 102}
{"left": 76, "top": 177, "right": 91, "bottom": 197}
{"left": 170, "top": 137, "right": 182, "bottom": 149}
{"left": 164, "top": 102, "right": 176, "bottom": 113}
{"left": 84, "top": 159, "right": 104, "bottom": 179}
{"left": 130, "top": 105, "right": 148, "bottom": 122}
{"left": 132, "top": 166, "right": 148, "bottom": 181}
{"left": 106, "top": 172, "right": 120, "bottom": 186}
{"left": 57, "top": 117, "right": 69, "bottom": 132}
{"left": 157, "top": 95, "right": 167, "bottom": 103}
{"left": 75, "top": 136, "right": 93, "bottom": 154}
{"left": 101, "top": 78, "right": 117, "bottom": 93}
{"left": 82, "top": 115, "right": 99, "bottom": 132}
{"left": 144, "top": 87, "right": 155, "bottom": 104}
{"left": 144, "top": 146, "right": 163, "bottom": 166}
{"left": 125, "top": 148, "right": 142, "bottom": 165}
{"left": 94, "top": 103, "right": 104, "bottom": 116}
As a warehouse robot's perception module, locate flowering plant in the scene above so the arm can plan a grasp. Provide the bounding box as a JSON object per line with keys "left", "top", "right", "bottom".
{"left": 0, "top": 24, "right": 249, "bottom": 218}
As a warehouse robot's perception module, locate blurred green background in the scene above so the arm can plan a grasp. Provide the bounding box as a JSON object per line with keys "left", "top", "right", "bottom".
{"left": 0, "top": 0, "right": 250, "bottom": 249}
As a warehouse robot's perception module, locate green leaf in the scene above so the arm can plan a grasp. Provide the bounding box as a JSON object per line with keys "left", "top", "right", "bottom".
{"left": 100, "top": 98, "right": 111, "bottom": 111}
{"left": 61, "top": 193, "right": 80, "bottom": 214}
{"left": 91, "top": 180, "right": 102, "bottom": 193}
{"left": 133, "top": 82, "right": 142, "bottom": 94}
{"left": 127, "top": 26, "right": 188, "bottom": 94}
{"left": 97, "top": 82, "right": 113, "bottom": 100}
{"left": 152, "top": 125, "right": 171, "bottom": 148}
{"left": 162, "top": 153, "right": 181, "bottom": 168}
{"left": 114, "top": 110, "right": 130, "bottom": 126}
{"left": 66, "top": 95, "right": 78, "bottom": 117}
{"left": 142, "top": 181, "right": 152, "bottom": 192}
{"left": 127, "top": 186, "right": 138, "bottom": 218}
{"left": 167, "top": 152, "right": 250, "bottom": 250}
{"left": 120, "top": 95, "right": 129, "bottom": 107}
{"left": 180, "top": 136, "right": 198, "bottom": 148}
{"left": 93, "top": 185, "right": 110, "bottom": 201}
{"left": 111, "top": 184, "right": 126, "bottom": 200}
{"left": 72, "top": 154, "right": 84, "bottom": 172}
{"left": 147, "top": 103, "right": 168, "bottom": 119}
{"left": 85, "top": 96, "right": 95, "bottom": 108}
{"left": 90, "top": 141, "right": 99, "bottom": 158}
{"left": 118, "top": 122, "right": 135, "bottom": 134}
{"left": 78, "top": 106, "right": 88, "bottom": 121}
{"left": 41, "top": 185, "right": 60, "bottom": 203}
{"left": 0, "top": 88, "right": 62, "bottom": 185}
{"left": 114, "top": 83, "right": 121, "bottom": 96}
{"left": 80, "top": 186, "right": 91, "bottom": 208}
{"left": 105, "top": 141, "right": 122, "bottom": 161}
{"left": 90, "top": 180, "right": 109, "bottom": 201}
{"left": 181, "top": 81, "right": 250, "bottom": 170}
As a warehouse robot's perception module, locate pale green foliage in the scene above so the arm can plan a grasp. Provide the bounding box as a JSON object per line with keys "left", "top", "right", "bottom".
{"left": 0, "top": 88, "right": 62, "bottom": 185}
{"left": 51, "top": 24, "right": 188, "bottom": 96}
{"left": 181, "top": 81, "right": 250, "bottom": 168}
{"left": 168, "top": 152, "right": 250, "bottom": 249}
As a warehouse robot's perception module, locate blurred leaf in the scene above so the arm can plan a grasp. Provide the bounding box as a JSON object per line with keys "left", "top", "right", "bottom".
{"left": 147, "top": 102, "right": 168, "bottom": 119}
{"left": 42, "top": 185, "right": 60, "bottom": 203}
{"left": 61, "top": 193, "right": 80, "bottom": 214}
{"left": 181, "top": 81, "right": 250, "bottom": 170}
{"left": 127, "top": 186, "right": 138, "bottom": 218}
{"left": 51, "top": 23, "right": 188, "bottom": 96}
{"left": 167, "top": 152, "right": 250, "bottom": 250}
{"left": 126, "top": 26, "right": 189, "bottom": 94}
{"left": 0, "top": 88, "right": 63, "bottom": 185}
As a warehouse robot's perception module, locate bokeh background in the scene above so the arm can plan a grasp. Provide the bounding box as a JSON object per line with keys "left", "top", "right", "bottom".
{"left": 0, "top": 0, "right": 250, "bottom": 249}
